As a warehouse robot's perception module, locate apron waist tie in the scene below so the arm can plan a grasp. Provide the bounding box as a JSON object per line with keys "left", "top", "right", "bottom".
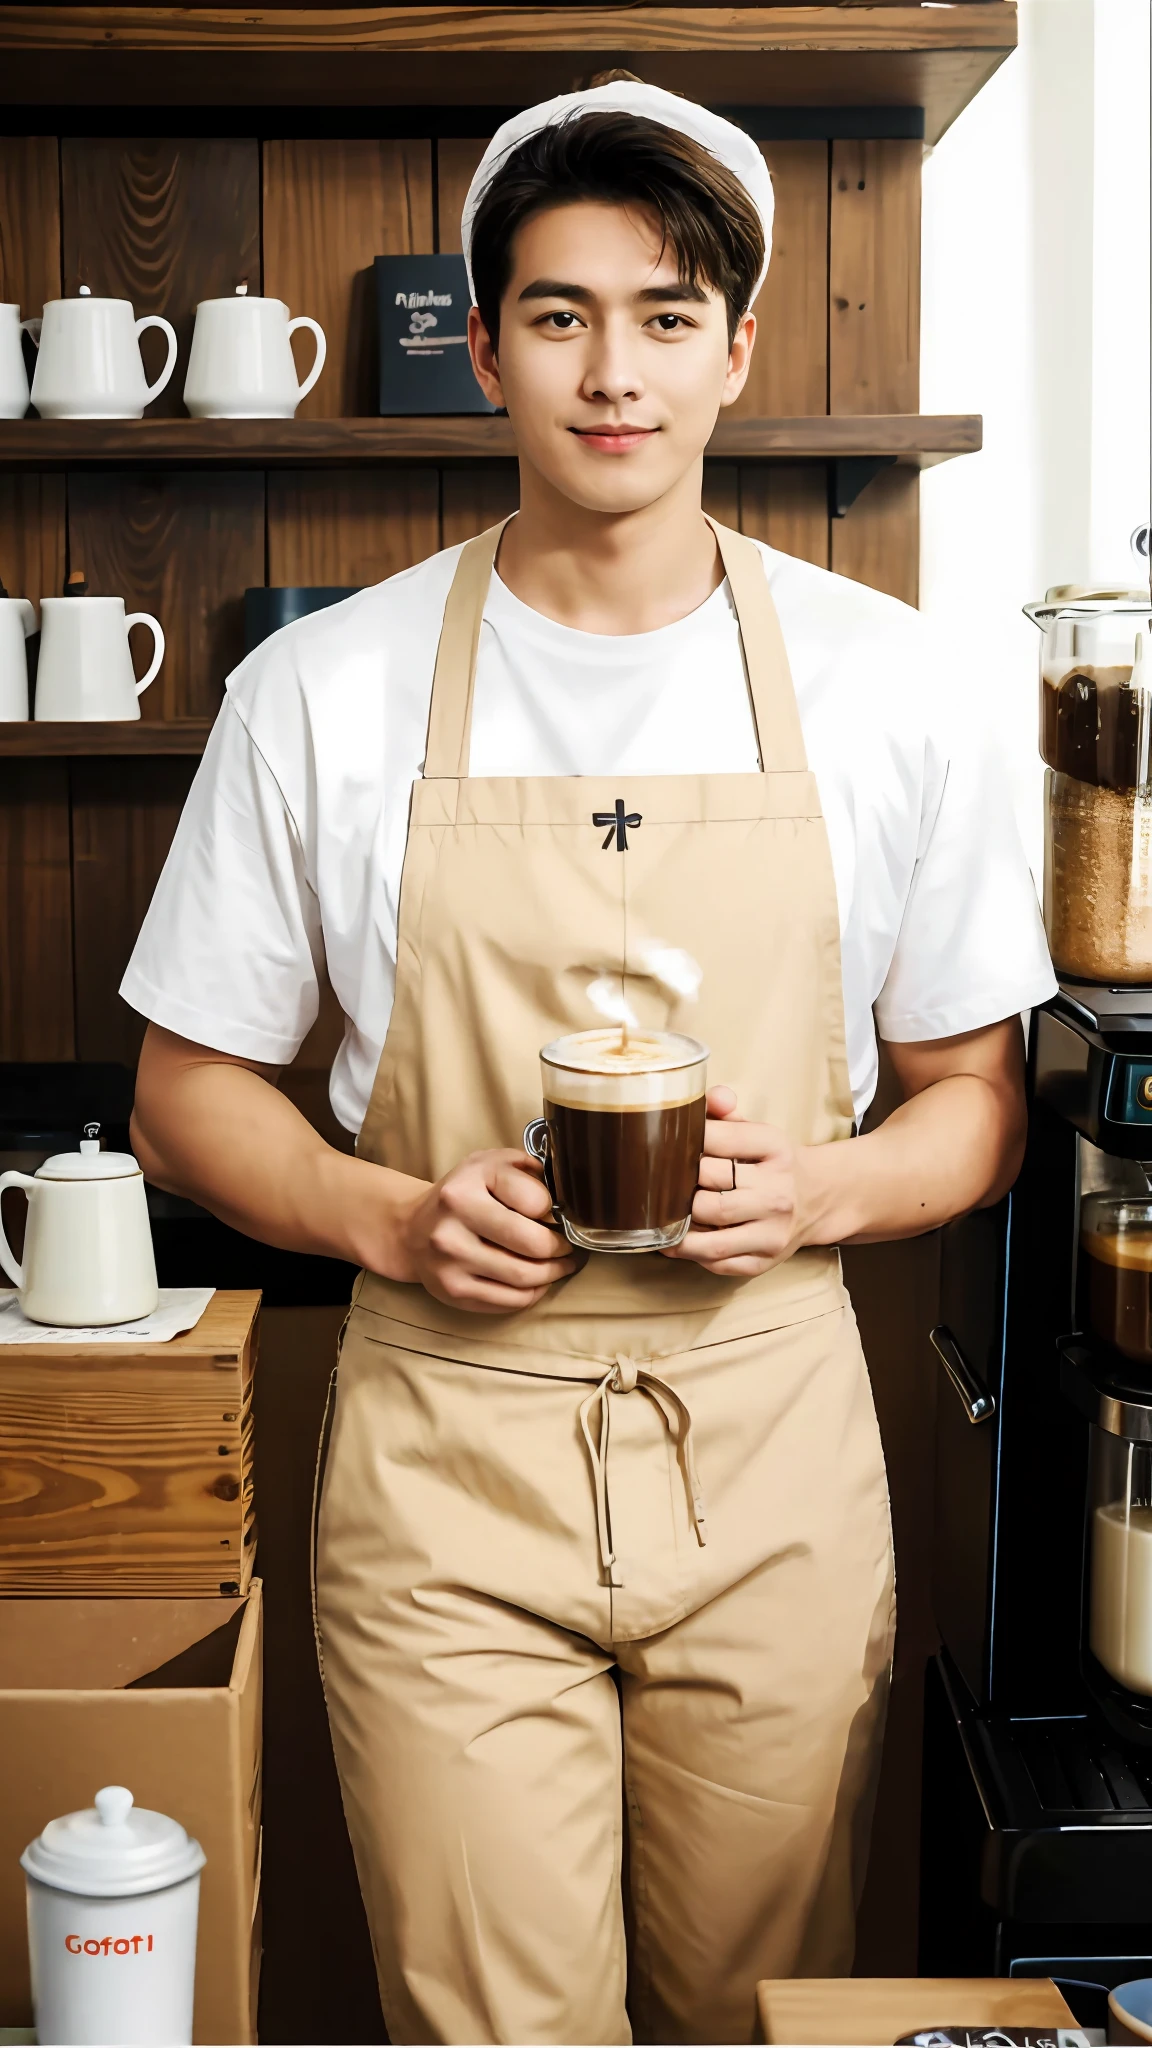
{"left": 577, "top": 1352, "right": 707, "bottom": 1589}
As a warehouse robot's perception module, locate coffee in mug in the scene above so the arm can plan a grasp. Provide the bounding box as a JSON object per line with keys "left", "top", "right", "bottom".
{"left": 525, "top": 1028, "right": 707, "bottom": 1253}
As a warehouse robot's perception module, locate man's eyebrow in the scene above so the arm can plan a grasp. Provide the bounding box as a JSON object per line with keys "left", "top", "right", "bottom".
{"left": 517, "top": 278, "right": 594, "bottom": 304}
{"left": 634, "top": 282, "right": 709, "bottom": 305}
{"left": 515, "top": 279, "right": 710, "bottom": 306}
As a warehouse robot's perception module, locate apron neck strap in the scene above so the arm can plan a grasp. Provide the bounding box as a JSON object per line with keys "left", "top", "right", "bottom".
{"left": 425, "top": 519, "right": 510, "bottom": 779}
{"left": 423, "top": 513, "right": 808, "bottom": 779}
{"left": 703, "top": 516, "right": 808, "bottom": 773}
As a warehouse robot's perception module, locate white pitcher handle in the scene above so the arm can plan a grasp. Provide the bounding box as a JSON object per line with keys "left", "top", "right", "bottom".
{"left": 19, "top": 316, "right": 41, "bottom": 347}
{"left": 125, "top": 612, "right": 165, "bottom": 695}
{"left": 286, "top": 316, "right": 327, "bottom": 402}
{"left": 135, "top": 314, "right": 178, "bottom": 404}
{"left": 0, "top": 1170, "right": 36, "bottom": 1290}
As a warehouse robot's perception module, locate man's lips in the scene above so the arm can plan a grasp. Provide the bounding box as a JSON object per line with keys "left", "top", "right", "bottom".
{"left": 570, "top": 425, "right": 659, "bottom": 453}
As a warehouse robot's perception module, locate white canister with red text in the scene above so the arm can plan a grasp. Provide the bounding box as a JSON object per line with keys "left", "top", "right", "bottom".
{"left": 21, "top": 1786, "right": 205, "bottom": 2046}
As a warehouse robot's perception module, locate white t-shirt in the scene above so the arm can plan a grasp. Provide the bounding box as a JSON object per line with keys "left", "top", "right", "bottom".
{"left": 121, "top": 538, "right": 1057, "bottom": 1131}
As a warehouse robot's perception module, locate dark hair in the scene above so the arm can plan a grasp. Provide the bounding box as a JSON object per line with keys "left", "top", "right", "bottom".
{"left": 469, "top": 102, "right": 765, "bottom": 349}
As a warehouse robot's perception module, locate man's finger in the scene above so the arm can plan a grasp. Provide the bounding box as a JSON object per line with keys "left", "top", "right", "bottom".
{"left": 671, "top": 1221, "right": 788, "bottom": 1263}
{"left": 702, "top": 1118, "right": 790, "bottom": 1162}
{"left": 690, "top": 1187, "right": 784, "bottom": 1229}
{"left": 490, "top": 1159, "right": 560, "bottom": 1221}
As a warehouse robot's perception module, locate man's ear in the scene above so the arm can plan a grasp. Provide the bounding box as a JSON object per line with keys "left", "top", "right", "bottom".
{"left": 468, "top": 305, "right": 506, "bottom": 408}
{"left": 719, "top": 310, "right": 756, "bottom": 410}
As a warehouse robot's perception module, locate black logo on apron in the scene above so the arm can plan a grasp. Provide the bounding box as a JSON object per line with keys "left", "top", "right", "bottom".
{"left": 593, "top": 799, "right": 642, "bottom": 852}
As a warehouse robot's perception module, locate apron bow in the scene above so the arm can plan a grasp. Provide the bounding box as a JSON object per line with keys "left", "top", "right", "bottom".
{"left": 578, "top": 1353, "right": 707, "bottom": 1589}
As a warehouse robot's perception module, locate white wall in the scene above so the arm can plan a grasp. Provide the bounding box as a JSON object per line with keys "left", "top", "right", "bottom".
{"left": 919, "top": 0, "right": 1151, "bottom": 872}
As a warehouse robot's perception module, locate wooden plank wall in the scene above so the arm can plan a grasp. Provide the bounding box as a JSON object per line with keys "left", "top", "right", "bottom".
{"left": 0, "top": 128, "right": 921, "bottom": 1076}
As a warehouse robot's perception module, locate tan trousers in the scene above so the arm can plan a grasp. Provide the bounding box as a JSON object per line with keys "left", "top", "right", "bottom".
{"left": 315, "top": 1296, "right": 895, "bottom": 2047}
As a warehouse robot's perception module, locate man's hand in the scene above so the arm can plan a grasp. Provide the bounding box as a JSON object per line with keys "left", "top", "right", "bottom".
{"left": 663, "top": 1087, "right": 807, "bottom": 1277}
{"left": 665, "top": 1018, "right": 1028, "bottom": 1267}
{"left": 396, "top": 1148, "right": 578, "bottom": 1312}
{"left": 131, "top": 1026, "right": 577, "bottom": 1315}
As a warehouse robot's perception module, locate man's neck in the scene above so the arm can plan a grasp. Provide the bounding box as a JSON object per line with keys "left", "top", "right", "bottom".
{"left": 494, "top": 460, "right": 724, "bottom": 636}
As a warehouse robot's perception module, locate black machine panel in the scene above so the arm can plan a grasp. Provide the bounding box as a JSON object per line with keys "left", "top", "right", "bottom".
{"left": 922, "top": 985, "right": 1152, "bottom": 1981}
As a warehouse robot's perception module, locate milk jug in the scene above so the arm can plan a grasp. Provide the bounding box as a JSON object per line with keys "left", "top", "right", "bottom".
{"left": 22, "top": 1786, "right": 205, "bottom": 2046}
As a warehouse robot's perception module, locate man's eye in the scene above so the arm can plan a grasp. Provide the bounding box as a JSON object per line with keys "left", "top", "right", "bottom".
{"left": 543, "top": 311, "right": 581, "bottom": 329}
{"left": 652, "top": 314, "right": 685, "bottom": 332}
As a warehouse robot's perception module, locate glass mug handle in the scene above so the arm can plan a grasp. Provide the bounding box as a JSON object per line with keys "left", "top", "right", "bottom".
{"left": 523, "top": 1118, "right": 563, "bottom": 1225}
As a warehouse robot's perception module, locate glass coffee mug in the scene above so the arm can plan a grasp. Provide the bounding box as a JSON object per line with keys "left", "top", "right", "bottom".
{"left": 524, "top": 1028, "right": 708, "bottom": 1253}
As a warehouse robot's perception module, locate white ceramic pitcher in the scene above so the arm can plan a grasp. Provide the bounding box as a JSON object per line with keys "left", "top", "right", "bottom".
{"left": 0, "top": 302, "right": 39, "bottom": 418}
{"left": 0, "top": 591, "right": 37, "bottom": 718}
{"left": 30, "top": 290, "right": 178, "bottom": 419}
{"left": 35, "top": 596, "right": 165, "bottom": 721}
{"left": 183, "top": 289, "right": 326, "bottom": 418}
{"left": 23, "top": 1786, "right": 204, "bottom": 2046}
{"left": 0, "top": 1123, "right": 159, "bottom": 1327}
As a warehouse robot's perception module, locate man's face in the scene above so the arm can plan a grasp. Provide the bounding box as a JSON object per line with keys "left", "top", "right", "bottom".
{"left": 468, "top": 199, "right": 755, "bottom": 516}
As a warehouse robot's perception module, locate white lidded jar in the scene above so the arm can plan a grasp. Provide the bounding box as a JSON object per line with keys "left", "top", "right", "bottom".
{"left": 22, "top": 1786, "right": 205, "bottom": 2046}
{"left": 0, "top": 1121, "right": 158, "bottom": 1325}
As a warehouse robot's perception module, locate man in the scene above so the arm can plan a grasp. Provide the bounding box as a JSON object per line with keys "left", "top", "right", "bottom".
{"left": 125, "top": 81, "right": 1056, "bottom": 2046}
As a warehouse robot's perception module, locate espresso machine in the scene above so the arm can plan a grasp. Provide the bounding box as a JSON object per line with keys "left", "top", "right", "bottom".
{"left": 919, "top": 587, "right": 1152, "bottom": 2021}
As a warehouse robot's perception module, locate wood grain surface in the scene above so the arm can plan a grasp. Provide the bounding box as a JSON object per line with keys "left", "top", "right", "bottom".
{"left": 440, "top": 466, "right": 519, "bottom": 550}
{"left": 0, "top": 471, "right": 65, "bottom": 608}
{"left": 0, "top": 1291, "right": 258, "bottom": 1597}
{"left": 732, "top": 141, "right": 829, "bottom": 421}
{"left": 66, "top": 468, "right": 264, "bottom": 719}
{"left": 0, "top": 134, "right": 61, "bottom": 317}
{"left": 71, "top": 757, "right": 197, "bottom": 1063}
{"left": 0, "top": 761, "right": 74, "bottom": 1061}
{"left": 0, "top": 415, "right": 981, "bottom": 466}
{"left": 702, "top": 465, "right": 740, "bottom": 531}
{"left": 0, "top": 719, "right": 214, "bottom": 757}
{"left": 61, "top": 136, "right": 261, "bottom": 417}
{"left": 0, "top": 37, "right": 1017, "bottom": 145}
{"left": 829, "top": 138, "right": 920, "bottom": 415}
{"left": 831, "top": 463, "right": 919, "bottom": 605}
{"left": 267, "top": 468, "right": 438, "bottom": 584}
{"left": 757, "top": 1976, "right": 1075, "bottom": 2047}
{"left": 263, "top": 138, "right": 434, "bottom": 417}
{"left": 437, "top": 136, "right": 487, "bottom": 255}
{"left": 739, "top": 465, "right": 830, "bottom": 569}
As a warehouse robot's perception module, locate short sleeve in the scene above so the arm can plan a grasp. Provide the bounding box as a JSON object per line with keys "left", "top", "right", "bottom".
{"left": 874, "top": 694, "right": 1057, "bottom": 1044}
{"left": 120, "top": 697, "right": 324, "bottom": 1063}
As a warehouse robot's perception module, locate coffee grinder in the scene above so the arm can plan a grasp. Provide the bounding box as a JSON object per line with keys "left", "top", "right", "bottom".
{"left": 920, "top": 588, "right": 1152, "bottom": 2019}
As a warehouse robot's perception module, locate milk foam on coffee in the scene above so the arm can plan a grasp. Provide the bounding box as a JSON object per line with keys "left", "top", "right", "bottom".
{"left": 540, "top": 1029, "right": 708, "bottom": 1111}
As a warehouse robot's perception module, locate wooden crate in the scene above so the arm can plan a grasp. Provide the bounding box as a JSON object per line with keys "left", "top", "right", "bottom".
{"left": 0, "top": 1290, "right": 258, "bottom": 1596}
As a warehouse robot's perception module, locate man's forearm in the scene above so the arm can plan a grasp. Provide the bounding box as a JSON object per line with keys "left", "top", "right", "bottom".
{"left": 131, "top": 1033, "right": 425, "bottom": 1276}
{"left": 798, "top": 1072, "right": 1025, "bottom": 1248}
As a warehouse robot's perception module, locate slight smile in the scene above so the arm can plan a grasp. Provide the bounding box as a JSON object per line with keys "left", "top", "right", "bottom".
{"left": 569, "top": 425, "right": 659, "bottom": 453}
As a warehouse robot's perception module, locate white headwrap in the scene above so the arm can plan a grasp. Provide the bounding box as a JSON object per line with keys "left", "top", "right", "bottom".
{"left": 461, "top": 82, "right": 774, "bottom": 308}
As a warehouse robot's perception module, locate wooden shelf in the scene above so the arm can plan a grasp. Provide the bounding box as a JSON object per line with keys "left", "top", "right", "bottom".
{"left": 0, "top": 720, "right": 215, "bottom": 755}
{"left": 0, "top": 414, "right": 982, "bottom": 469}
{"left": 0, "top": 5, "right": 1018, "bottom": 145}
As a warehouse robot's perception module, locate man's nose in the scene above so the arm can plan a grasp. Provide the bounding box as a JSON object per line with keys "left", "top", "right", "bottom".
{"left": 581, "top": 322, "right": 644, "bottom": 405}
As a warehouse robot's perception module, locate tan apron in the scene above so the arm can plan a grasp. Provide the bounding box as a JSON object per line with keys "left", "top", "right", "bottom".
{"left": 315, "top": 520, "right": 895, "bottom": 2047}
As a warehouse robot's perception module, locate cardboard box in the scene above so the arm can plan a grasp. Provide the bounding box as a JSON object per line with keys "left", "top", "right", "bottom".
{"left": 0, "top": 1291, "right": 259, "bottom": 1596}
{"left": 375, "top": 254, "right": 496, "bottom": 414}
{"left": 0, "top": 1581, "right": 262, "bottom": 2046}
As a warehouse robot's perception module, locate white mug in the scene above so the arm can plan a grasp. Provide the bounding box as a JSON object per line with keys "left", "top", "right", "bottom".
{"left": 0, "top": 594, "right": 37, "bottom": 718}
{"left": 30, "top": 293, "right": 178, "bottom": 419}
{"left": 183, "top": 290, "right": 326, "bottom": 418}
{"left": 0, "top": 302, "right": 38, "bottom": 418}
{"left": 35, "top": 596, "right": 165, "bottom": 722}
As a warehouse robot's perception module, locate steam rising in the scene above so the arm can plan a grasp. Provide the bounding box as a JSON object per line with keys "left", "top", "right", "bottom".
{"left": 585, "top": 942, "right": 702, "bottom": 1028}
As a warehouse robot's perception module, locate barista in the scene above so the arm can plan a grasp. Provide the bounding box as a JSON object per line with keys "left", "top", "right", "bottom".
{"left": 124, "top": 82, "right": 1057, "bottom": 2047}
